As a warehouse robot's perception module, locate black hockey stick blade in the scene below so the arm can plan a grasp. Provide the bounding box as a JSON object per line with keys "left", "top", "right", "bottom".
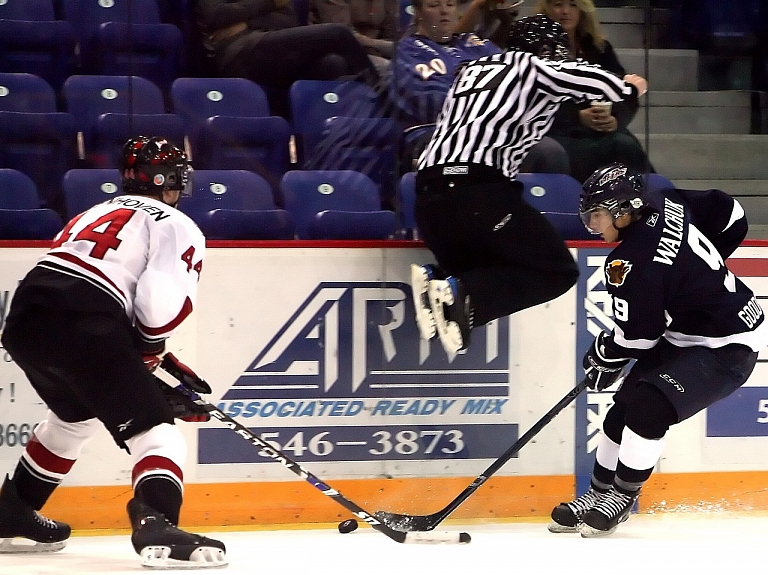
{"left": 159, "top": 361, "right": 471, "bottom": 545}
{"left": 375, "top": 379, "right": 588, "bottom": 532}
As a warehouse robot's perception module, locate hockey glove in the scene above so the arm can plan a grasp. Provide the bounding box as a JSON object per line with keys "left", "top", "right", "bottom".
{"left": 157, "top": 353, "right": 213, "bottom": 422}
{"left": 583, "top": 332, "right": 631, "bottom": 391}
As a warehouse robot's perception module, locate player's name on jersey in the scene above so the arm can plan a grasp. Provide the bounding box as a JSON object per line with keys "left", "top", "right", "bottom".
{"left": 107, "top": 195, "right": 175, "bottom": 221}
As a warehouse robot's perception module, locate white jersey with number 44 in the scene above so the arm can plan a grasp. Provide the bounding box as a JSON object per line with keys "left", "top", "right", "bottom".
{"left": 39, "top": 195, "right": 205, "bottom": 343}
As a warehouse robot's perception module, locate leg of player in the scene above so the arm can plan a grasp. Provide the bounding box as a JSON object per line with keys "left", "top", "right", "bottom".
{"left": 0, "top": 412, "right": 100, "bottom": 554}
{"left": 126, "top": 424, "right": 227, "bottom": 568}
{"left": 410, "top": 263, "right": 444, "bottom": 341}
{"left": 549, "top": 430, "right": 619, "bottom": 533}
{"left": 428, "top": 275, "right": 473, "bottom": 355}
{"left": 579, "top": 427, "right": 665, "bottom": 537}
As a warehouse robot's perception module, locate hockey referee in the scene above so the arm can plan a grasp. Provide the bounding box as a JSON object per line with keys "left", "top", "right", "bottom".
{"left": 410, "top": 14, "right": 648, "bottom": 356}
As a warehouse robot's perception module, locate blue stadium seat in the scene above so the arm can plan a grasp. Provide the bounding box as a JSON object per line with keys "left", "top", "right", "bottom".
{"left": 62, "top": 75, "right": 166, "bottom": 166}
{"left": 0, "top": 168, "right": 63, "bottom": 238}
{"left": 0, "top": 111, "right": 78, "bottom": 216}
{"left": 61, "top": 0, "right": 183, "bottom": 95}
{"left": 644, "top": 172, "right": 676, "bottom": 192}
{"left": 170, "top": 78, "right": 288, "bottom": 199}
{"left": 0, "top": 0, "right": 77, "bottom": 93}
{"left": 61, "top": 168, "right": 121, "bottom": 219}
{"left": 280, "top": 170, "right": 398, "bottom": 240}
{"left": 178, "top": 169, "right": 295, "bottom": 239}
{"left": 0, "top": 168, "right": 45, "bottom": 209}
{"left": 0, "top": 73, "right": 58, "bottom": 113}
{"left": 515, "top": 173, "right": 593, "bottom": 240}
{"left": 398, "top": 171, "right": 417, "bottom": 238}
{"left": 94, "top": 112, "right": 186, "bottom": 168}
{"left": 288, "top": 80, "right": 384, "bottom": 163}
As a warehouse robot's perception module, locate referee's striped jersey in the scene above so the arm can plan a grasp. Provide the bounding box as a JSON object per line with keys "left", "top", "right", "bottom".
{"left": 417, "top": 50, "right": 637, "bottom": 179}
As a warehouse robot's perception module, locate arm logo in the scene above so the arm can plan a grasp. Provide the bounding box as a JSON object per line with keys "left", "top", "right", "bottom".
{"left": 606, "top": 259, "right": 633, "bottom": 287}
{"left": 222, "top": 282, "right": 510, "bottom": 401}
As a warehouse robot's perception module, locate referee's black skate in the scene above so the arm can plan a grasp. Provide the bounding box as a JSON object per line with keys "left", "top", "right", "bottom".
{"left": 578, "top": 487, "right": 639, "bottom": 537}
{"left": 128, "top": 498, "right": 227, "bottom": 569}
{"left": 429, "top": 276, "right": 473, "bottom": 354}
{"left": 0, "top": 474, "right": 70, "bottom": 553}
{"left": 411, "top": 263, "right": 444, "bottom": 340}
{"left": 548, "top": 486, "right": 608, "bottom": 533}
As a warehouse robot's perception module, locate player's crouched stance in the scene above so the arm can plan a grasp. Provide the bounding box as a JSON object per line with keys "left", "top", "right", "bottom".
{"left": 549, "top": 163, "right": 768, "bottom": 537}
{"left": 0, "top": 136, "right": 226, "bottom": 568}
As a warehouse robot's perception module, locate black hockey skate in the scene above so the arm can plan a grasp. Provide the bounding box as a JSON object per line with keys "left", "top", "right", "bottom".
{"left": 428, "top": 276, "right": 473, "bottom": 355}
{"left": 128, "top": 498, "right": 227, "bottom": 569}
{"left": 0, "top": 474, "right": 71, "bottom": 553}
{"left": 411, "top": 263, "right": 445, "bottom": 341}
{"left": 549, "top": 487, "right": 608, "bottom": 533}
{"left": 578, "top": 488, "right": 639, "bottom": 537}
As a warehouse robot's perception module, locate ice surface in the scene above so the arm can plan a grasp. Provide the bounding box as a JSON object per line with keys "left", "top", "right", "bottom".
{"left": 2, "top": 513, "right": 766, "bottom": 575}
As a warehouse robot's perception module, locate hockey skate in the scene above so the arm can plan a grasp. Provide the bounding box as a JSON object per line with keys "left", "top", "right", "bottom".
{"left": 411, "top": 263, "right": 444, "bottom": 340}
{"left": 0, "top": 474, "right": 71, "bottom": 553}
{"left": 578, "top": 488, "right": 639, "bottom": 537}
{"left": 428, "top": 276, "right": 473, "bottom": 355}
{"left": 128, "top": 498, "right": 227, "bottom": 569}
{"left": 548, "top": 487, "right": 608, "bottom": 533}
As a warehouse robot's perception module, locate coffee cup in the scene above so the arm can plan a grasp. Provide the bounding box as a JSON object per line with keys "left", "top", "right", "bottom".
{"left": 590, "top": 101, "right": 612, "bottom": 115}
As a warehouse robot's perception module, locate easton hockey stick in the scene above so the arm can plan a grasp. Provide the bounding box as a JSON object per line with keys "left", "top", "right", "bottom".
{"left": 157, "top": 358, "right": 471, "bottom": 545}
{"left": 374, "top": 379, "right": 588, "bottom": 532}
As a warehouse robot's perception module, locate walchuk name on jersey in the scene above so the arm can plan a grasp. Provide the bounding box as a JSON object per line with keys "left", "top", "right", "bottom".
{"left": 108, "top": 196, "right": 173, "bottom": 221}
{"left": 653, "top": 198, "right": 685, "bottom": 265}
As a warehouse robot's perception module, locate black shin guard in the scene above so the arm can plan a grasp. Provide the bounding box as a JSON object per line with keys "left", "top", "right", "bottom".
{"left": 134, "top": 476, "right": 183, "bottom": 526}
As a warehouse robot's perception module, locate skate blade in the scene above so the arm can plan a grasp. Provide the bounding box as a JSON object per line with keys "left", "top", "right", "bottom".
{"left": 140, "top": 545, "right": 228, "bottom": 569}
{"left": 410, "top": 264, "right": 436, "bottom": 340}
{"left": 0, "top": 537, "right": 66, "bottom": 553}
{"left": 428, "top": 281, "right": 464, "bottom": 355}
{"left": 577, "top": 523, "right": 618, "bottom": 538}
{"left": 547, "top": 522, "right": 579, "bottom": 534}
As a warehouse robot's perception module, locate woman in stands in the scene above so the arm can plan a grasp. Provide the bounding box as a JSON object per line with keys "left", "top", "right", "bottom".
{"left": 534, "top": 0, "right": 652, "bottom": 182}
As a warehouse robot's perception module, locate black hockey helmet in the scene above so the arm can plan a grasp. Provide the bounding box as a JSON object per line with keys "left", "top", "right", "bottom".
{"left": 579, "top": 163, "right": 646, "bottom": 233}
{"left": 120, "top": 136, "right": 192, "bottom": 198}
{"left": 507, "top": 15, "right": 571, "bottom": 61}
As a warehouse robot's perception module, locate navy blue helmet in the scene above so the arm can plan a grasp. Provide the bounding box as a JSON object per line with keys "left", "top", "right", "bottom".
{"left": 507, "top": 15, "right": 571, "bottom": 61}
{"left": 579, "top": 163, "right": 647, "bottom": 231}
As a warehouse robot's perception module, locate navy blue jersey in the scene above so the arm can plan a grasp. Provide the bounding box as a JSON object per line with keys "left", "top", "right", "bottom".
{"left": 603, "top": 187, "right": 768, "bottom": 358}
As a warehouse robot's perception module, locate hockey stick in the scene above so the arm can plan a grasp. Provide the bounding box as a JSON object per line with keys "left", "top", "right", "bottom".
{"left": 157, "top": 360, "right": 471, "bottom": 545}
{"left": 374, "top": 379, "right": 588, "bottom": 532}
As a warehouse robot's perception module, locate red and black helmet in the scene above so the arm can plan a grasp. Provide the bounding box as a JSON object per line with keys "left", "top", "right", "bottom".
{"left": 120, "top": 136, "right": 191, "bottom": 197}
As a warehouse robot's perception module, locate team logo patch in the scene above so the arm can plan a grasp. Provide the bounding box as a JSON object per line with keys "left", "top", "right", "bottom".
{"left": 153, "top": 174, "right": 165, "bottom": 186}
{"left": 598, "top": 166, "right": 627, "bottom": 187}
{"left": 606, "top": 259, "right": 633, "bottom": 286}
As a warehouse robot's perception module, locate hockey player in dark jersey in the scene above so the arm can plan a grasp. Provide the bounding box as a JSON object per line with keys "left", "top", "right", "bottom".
{"left": 0, "top": 137, "right": 227, "bottom": 568}
{"left": 410, "top": 14, "right": 648, "bottom": 356}
{"left": 549, "top": 163, "right": 768, "bottom": 537}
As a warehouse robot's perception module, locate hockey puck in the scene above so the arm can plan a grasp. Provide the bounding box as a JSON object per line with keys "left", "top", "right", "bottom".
{"left": 338, "top": 519, "right": 358, "bottom": 533}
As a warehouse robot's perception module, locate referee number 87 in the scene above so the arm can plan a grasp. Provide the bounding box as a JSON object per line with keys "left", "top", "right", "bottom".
{"left": 454, "top": 63, "right": 507, "bottom": 94}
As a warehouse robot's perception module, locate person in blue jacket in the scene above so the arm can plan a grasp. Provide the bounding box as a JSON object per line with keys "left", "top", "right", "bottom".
{"left": 393, "top": 0, "right": 570, "bottom": 174}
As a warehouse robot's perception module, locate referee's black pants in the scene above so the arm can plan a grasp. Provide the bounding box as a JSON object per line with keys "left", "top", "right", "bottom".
{"left": 414, "top": 173, "right": 579, "bottom": 327}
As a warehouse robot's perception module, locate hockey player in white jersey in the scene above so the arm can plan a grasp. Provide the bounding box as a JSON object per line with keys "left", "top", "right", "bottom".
{"left": 0, "top": 136, "right": 226, "bottom": 568}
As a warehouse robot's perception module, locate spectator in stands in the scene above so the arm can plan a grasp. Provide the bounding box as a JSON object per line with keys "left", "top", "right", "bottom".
{"left": 394, "top": 0, "right": 570, "bottom": 174}
{"left": 309, "top": 0, "right": 399, "bottom": 77}
{"left": 195, "top": 0, "right": 378, "bottom": 117}
{"left": 534, "top": 0, "right": 652, "bottom": 182}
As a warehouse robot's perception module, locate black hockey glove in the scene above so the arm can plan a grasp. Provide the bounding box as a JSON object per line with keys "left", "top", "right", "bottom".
{"left": 583, "top": 332, "right": 631, "bottom": 391}
{"left": 157, "top": 353, "right": 213, "bottom": 422}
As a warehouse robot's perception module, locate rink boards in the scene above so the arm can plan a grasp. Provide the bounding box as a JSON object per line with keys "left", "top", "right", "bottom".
{"left": 1, "top": 240, "right": 768, "bottom": 529}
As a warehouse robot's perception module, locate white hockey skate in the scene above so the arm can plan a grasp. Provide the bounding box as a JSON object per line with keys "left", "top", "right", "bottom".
{"left": 428, "top": 276, "right": 472, "bottom": 355}
{"left": 411, "top": 263, "right": 439, "bottom": 340}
